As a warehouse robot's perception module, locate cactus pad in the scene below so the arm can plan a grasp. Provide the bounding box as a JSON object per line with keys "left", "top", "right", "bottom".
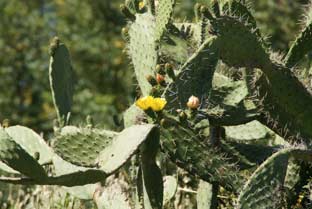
{"left": 123, "top": 104, "right": 146, "bottom": 128}
{"left": 155, "top": 0, "right": 175, "bottom": 40}
{"left": 129, "top": 13, "right": 157, "bottom": 96}
{"left": 97, "top": 124, "right": 157, "bottom": 174}
{"left": 163, "top": 176, "right": 177, "bottom": 206}
{"left": 164, "top": 36, "right": 219, "bottom": 110}
{"left": 237, "top": 149, "right": 312, "bottom": 209}
{"left": 285, "top": 13, "right": 312, "bottom": 67}
{"left": 225, "top": 121, "right": 270, "bottom": 143}
{"left": 214, "top": 16, "right": 269, "bottom": 69}
{"left": 52, "top": 154, "right": 101, "bottom": 199}
{"left": 6, "top": 125, "right": 53, "bottom": 164}
{"left": 53, "top": 127, "right": 117, "bottom": 167}
{"left": 49, "top": 37, "right": 75, "bottom": 122}
{"left": 0, "top": 128, "right": 47, "bottom": 180}
{"left": 160, "top": 123, "right": 244, "bottom": 191}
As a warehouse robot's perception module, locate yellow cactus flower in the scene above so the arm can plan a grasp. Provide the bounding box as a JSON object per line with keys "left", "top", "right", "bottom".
{"left": 135, "top": 96, "right": 167, "bottom": 112}
{"left": 150, "top": 98, "right": 167, "bottom": 112}
{"left": 139, "top": 1, "right": 145, "bottom": 10}
{"left": 136, "top": 96, "right": 154, "bottom": 110}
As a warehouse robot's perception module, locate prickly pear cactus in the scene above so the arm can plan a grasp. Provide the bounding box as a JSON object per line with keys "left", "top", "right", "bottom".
{"left": 2, "top": 0, "right": 312, "bottom": 208}
{"left": 49, "top": 36, "right": 75, "bottom": 124}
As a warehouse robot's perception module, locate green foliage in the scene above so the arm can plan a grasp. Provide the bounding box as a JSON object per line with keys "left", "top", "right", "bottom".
{"left": 0, "top": 0, "right": 131, "bottom": 131}
{"left": 2, "top": 0, "right": 312, "bottom": 208}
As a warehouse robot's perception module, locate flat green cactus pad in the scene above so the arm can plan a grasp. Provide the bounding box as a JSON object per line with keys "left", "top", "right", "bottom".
{"left": 0, "top": 128, "right": 47, "bottom": 180}
{"left": 6, "top": 125, "right": 53, "bottom": 164}
{"left": 0, "top": 126, "right": 53, "bottom": 174}
{"left": 123, "top": 104, "right": 146, "bottom": 128}
{"left": 138, "top": 126, "right": 163, "bottom": 209}
{"left": 225, "top": 121, "right": 270, "bottom": 143}
{"left": 164, "top": 36, "right": 218, "bottom": 110}
{"left": 155, "top": 0, "right": 175, "bottom": 40}
{"left": 52, "top": 154, "right": 100, "bottom": 200}
{"left": 211, "top": 73, "right": 248, "bottom": 106}
{"left": 237, "top": 149, "right": 290, "bottom": 209}
{"left": 97, "top": 124, "right": 157, "bottom": 174}
{"left": 129, "top": 13, "right": 157, "bottom": 96}
{"left": 197, "top": 180, "right": 216, "bottom": 209}
{"left": 214, "top": 16, "right": 269, "bottom": 69}
{"left": 163, "top": 175, "right": 177, "bottom": 206}
{"left": 94, "top": 177, "right": 132, "bottom": 209}
{"left": 237, "top": 149, "right": 312, "bottom": 209}
{"left": 205, "top": 73, "right": 261, "bottom": 126}
{"left": 255, "top": 64, "right": 312, "bottom": 141}
{"left": 53, "top": 127, "right": 117, "bottom": 167}
{"left": 222, "top": 0, "right": 257, "bottom": 30}
{"left": 160, "top": 124, "right": 244, "bottom": 191}
{"left": 285, "top": 17, "right": 312, "bottom": 67}
{"left": 49, "top": 37, "right": 75, "bottom": 122}
{"left": 160, "top": 33, "right": 190, "bottom": 64}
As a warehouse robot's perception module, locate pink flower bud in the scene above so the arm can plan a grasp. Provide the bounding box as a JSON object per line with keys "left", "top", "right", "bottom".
{"left": 156, "top": 73, "right": 165, "bottom": 84}
{"left": 187, "top": 95, "right": 200, "bottom": 109}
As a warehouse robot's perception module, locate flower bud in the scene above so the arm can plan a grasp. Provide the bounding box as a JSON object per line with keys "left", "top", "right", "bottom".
{"left": 146, "top": 75, "right": 157, "bottom": 86}
{"left": 178, "top": 111, "right": 187, "bottom": 121}
{"left": 156, "top": 73, "right": 164, "bottom": 82}
{"left": 165, "top": 63, "right": 175, "bottom": 80}
{"left": 139, "top": 1, "right": 145, "bottom": 10}
{"left": 160, "top": 118, "right": 172, "bottom": 128}
{"left": 156, "top": 64, "right": 165, "bottom": 75}
{"left": 187, "top": 95, "right": 200, "bottom": 109}
{"left": 121, "top": 27, "right": 129, "bottom": 41}
{"left": 149, "top": 86, "right": 158, "bottom": 96}
{"left": 156, "top": 73, "right": 166, "bottom": 86}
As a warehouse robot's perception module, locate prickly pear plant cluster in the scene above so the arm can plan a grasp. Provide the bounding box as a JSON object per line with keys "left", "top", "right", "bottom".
{"left": 2, "top": 0, "right": 312, "bottom": 208}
